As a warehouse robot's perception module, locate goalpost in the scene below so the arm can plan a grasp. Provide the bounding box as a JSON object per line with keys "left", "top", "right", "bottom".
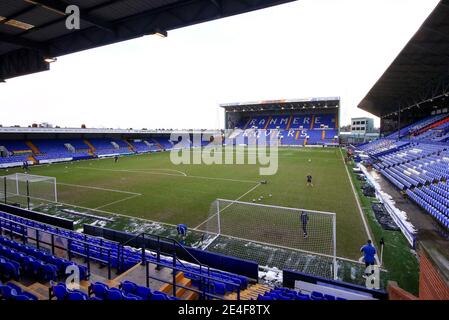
{"left": 0, "top": 173, "right": 58, "bottom": 208}
{"left": 197, "top": 198, "right": 337, "bottom": 279}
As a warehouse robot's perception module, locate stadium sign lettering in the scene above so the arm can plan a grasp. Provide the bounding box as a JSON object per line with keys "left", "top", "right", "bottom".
{"left": 169, "top": 130, "right": 279, "bottom": 175}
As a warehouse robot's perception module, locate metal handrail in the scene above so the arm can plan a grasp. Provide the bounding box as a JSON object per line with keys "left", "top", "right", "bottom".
{"left": 119, "top": 232, "right": 210, "bottom": 276}
{"left": 145, "top": 260, "right": 241, "bottom": 300}
{"left": 0, "top": 215, "right": 116, "bottom": 279}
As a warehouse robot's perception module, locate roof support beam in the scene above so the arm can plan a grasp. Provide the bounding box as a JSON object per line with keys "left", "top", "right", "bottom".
{"left": 0, "top": 5, "right": 36, "bottom": 25}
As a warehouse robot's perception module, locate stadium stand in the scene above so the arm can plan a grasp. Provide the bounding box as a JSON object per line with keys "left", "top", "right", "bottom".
{"left": 356, "top": 112, "right": 449, "bottom": 231}
{"left": 233, "top": 113, "right": 338, "bottom": 146}
{"left": 256, "top": 287, "right": 346, "bottom": 301}
{"left": 0, "top": 136, "right": 180, "bottom": 168}
{"left": 0, "top": 206, "right": 382, "bottom": 301}
{"left": 0, "top": 209, "right": 251, "bottom": 300}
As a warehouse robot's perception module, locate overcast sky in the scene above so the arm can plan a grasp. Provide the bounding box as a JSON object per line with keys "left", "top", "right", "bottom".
{"left": 0, "top": 0, "right": 440, "bottom": 129}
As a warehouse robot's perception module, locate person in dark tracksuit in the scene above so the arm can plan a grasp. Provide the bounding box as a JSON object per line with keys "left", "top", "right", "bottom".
{"left": 301, "top": 211, "right": 309, "bottom": 239}
{"left": 306, "top": 174, "right": 313, "bottom": 187}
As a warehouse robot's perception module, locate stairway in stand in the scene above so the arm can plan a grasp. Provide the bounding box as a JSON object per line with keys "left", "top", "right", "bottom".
{"left": 225, "top": 283, "right": 271, "bottom": 300}
{"left": 83, "top": 139, "right": 96, "bottom": 151}
{"left": 123, "top": 140, "right": 136, "bottom": 152}
{"left": 151, "top": 139, "right": 164, "bottom": 151}
{"left": 159, "top": 271, "right": 198, "bottom": 300}
{"left": 27, "top": 154, "right": 38, "bottom": 164}
{"left": 25, "top": 141, "right": 40, "bottom": 155}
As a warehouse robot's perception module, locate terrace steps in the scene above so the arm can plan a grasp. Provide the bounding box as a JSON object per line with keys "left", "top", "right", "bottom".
{"left": 225, "top": 283, "right": 271, "bottom": 300}
{"left": 10, "top": 280, "right": 47, "bottom": 300}
{"left": 124, "top": 140, "right": 136, "bottom": 152}
{"left": 111, "top": 262, "right": 143, "bottom": 285}
{"left": 151, "top": 139, "right": 164, "bottom": 151}
{"left": 27, "top": 154, "right": 38, "bottom": 164}
{"left": 25, "top": 141, "right": 40, "bottom": 155}
{"left": 83, "top": 139, "right": 96, "bottom": 151}
{"left": 159, "top": 272, "right": 197, "bottom": 300}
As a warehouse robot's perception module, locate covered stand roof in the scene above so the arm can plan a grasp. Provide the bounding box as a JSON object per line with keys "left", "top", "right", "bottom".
{"left": 358, "top": 0, "right": 449, "bottom": 118}
{"left": 0, "top": 0, "right": 294, "bottom": 80}
{"left": 220, "top": 97, "right": 340, "bottom": 113}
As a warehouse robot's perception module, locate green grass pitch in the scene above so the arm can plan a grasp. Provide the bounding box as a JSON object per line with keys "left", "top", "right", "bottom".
{"left": 2, "top": 147, "right": 368, "bottom": 260}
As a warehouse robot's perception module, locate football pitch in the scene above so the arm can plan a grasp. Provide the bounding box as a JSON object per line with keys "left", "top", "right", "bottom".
{"left": 1, "top": 147, "right": 372, "bottom": 282}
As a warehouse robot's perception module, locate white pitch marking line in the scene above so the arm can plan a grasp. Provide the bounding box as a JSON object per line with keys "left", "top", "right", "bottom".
{"left": 185, "top": 175, "right": 258, "bottom": 184}
{"left": 53, "top": 199, "right": 179, "bottom": 228}
{"left": 194, "top": 182, "right": 262, "bottom": 230}
{"left": 93, "top": 194, "right": 142, "bottom": 210}
{"left": 339, "top": 148, "right": 373, "bottom": 241}
{"left": 127, "top": 168, "right": 188, "bottom": 176}
{"left": 77, "top": 167, "right": 258, "bottom": 184}
{"left": 57, "top": 182, "right": 142, "bottom": 196}
{"left": 77, "top": 167, "right": 187, "bottom": 177}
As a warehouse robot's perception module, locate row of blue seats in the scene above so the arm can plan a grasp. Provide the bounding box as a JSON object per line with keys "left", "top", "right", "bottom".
{"left": 49, "top": 282, "right": 93, "bottom": 300}
{"left": 421, "top": 186, "right": 449, "bottom": 208}
{"left": 0, "top": 236, "right": 88, "bottom": 282}
{"left": 0, "top": 211, "right": 248, "bottom": 292}
{"left": 0, "top": 282, "right": 38, "bottom": 300}
{"left": 406, "top": 189, "right": 449, "bottom": 230}
{"left": 0, "top": 212, "right": 137, "bottom": 273}
{"left": 381, "top": 169, "right": 406, "bottom": 190}
{"left": 257, "top": 287, "right": 346, "bottom": 301}
{"left": 90, "top": 281, "right": 178, "bottom": 300}
{"left": 71, "top": 240, "right": 245, "bottom": 294}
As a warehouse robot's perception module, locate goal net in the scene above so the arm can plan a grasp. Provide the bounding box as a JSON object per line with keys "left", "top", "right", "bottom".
{"left": 197, "top": 199, "right": 337, "bottom": 279}
{"left": 0, "top": 173, "right": 58, "bottom": 208}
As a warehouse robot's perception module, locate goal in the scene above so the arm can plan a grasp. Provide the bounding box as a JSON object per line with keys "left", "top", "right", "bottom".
{"left": 197, "top": 199, "right": 337, "bottom": 279}
{"left": 0, "top": 173, "right": 58, "bottom": 208}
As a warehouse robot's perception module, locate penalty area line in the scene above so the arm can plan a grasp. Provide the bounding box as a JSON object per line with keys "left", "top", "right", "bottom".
{"left": 57, "top": 182, "right": 142, "bottom": 196}
{"left": 93, "top": 194, "right": 142, "bottom": 210}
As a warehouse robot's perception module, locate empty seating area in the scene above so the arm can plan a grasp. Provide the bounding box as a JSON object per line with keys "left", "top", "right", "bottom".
{"left": 231, "top": 113, "right": 338, "bottom": 146}
{"left": 376, "top": 143, "right": 445, "bottom": 168}
{"left": 406, "top": 183, "right": 449, "bottom": 230}
{"left": 0, "top": 136, "right": 177, "bottom": 168}
{"left": 0, "top": 235, "right": 89, "bottom": 283}
{"left": 358, "top": 113, "right": 449, "bottom": 231}
{"left": 257, "top": 287, "right": 346, "bottom": 301}
{"left": 241, "top": 114, "right": 336, "bottom": 130}
{"left": 358, "top": 139, "right": 410, "bottom": 157}
{"left": 0, "top": 282, "right": 38, "bottom": 300}
{"left": 128, "top": 140, "right": 151, "bottom": 153}
{"left": 0, "top": 210, "right": 248, "bottom": 300}
{"left": 153, "top": 137, "right": 175, "bottom": 150}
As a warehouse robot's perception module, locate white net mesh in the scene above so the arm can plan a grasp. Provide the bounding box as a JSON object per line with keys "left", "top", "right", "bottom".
{"left": 0, "top": 173, "right": 57, "bottom": 208}
{"left": 197, "top": 199, "right": 337, "bottom": 279}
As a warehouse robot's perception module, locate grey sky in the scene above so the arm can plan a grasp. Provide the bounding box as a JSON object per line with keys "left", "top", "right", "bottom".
{"left": 0, "top": 0, "right": 440, "bottom": 129}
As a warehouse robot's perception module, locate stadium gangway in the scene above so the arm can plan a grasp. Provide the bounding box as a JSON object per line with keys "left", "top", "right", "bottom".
{"left": 118, "top": 232, "right": 241, "bottom": 300}
{"left": 0, "top": 215, "right": 115, "bottom": 279}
